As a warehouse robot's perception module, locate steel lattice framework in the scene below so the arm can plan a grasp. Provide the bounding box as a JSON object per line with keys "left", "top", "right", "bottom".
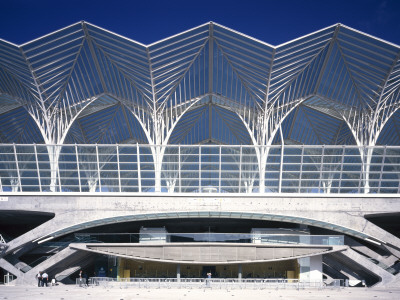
{"left": 1, "top": 22, "right": 400, "bottom": 193}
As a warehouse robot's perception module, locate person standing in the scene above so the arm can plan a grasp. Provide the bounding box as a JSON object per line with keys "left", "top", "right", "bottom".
{"left": 42, "top": 272, "right": 49, "bottom": 287}
{"left": 36, "top": 271, "right": 42, "bottom": 287}
{"left": 83, "top": 272, "right": 88, "bottom": 286}
{"left": 79, "top": 270, "right": 83, "bottom": 287}
{"left": 92, "top": 271, "right": 97, "bottom": 286}
{"left": 206, "top": 271, "right": 212, "bottom": 286}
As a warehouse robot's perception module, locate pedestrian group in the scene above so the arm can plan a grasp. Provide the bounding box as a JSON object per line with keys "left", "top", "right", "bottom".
{"left": 36, "top": 271, "right": 49, "bottom": 287}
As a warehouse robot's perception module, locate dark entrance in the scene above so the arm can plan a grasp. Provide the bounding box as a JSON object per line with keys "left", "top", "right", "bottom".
{"left": 202, "top": 266, "right": 216, "bottom": 278}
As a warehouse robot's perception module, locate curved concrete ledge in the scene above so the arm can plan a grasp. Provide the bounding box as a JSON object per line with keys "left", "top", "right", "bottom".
{"left": 70, "top": 243, "right": 348, "bottom": 265}
{"left": 7, "top": 211, "right": 371, "bottom": 254}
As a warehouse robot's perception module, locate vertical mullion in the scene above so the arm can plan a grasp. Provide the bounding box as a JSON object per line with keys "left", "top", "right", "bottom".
{"left": 378, "top": 147, "right": 386, "bottom": 193}
{"left": 117, "top": 144, "right": 121, "bottom": 192}
{"left": 34, "top": 144, "right": 42, "bottom": 192}
{"left": 96, "top": 144, "right": 101, "bottom": 192}
{"left": 279, "top": 145, "right": 284, "bottom": 194}
{"left": 75, "top": 144, "right": 82, "bottom": 192}
{"left": 359, "top": 146, "right": 364, "bottom": 193}
{"left": 178, "top": 145, "right": 182, "bottom": 193}
{"left": 57, "top": 145, "right": 62, "bottom": 192}
{"left": 137, "top": 144, "right": 142, "bottom": 192}
{"left": 199, "top": 146, "right": 201, "bottom": 192}
{"left": 13, "top": 144, "right": 22, "bottom": 192}
{"left": 298, "top": 146, "right": 304, "bottom": 193}
{"left": 319, "top": 146, "right": 325, "bottom": 192}
{"left": 339, "top": 146, "right": 345, "bottom": 192}
{"left": 239, "top": 146, "right": 242, "bottom": 193}
{"left": 219, "top": 146, "right": 222, "bottom": 192}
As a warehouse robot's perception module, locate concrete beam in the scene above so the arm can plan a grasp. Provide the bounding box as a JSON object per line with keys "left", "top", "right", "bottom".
{"left": 0, "top": 258, "right": 24, "bottom": 279}
{"left": 341, "top": 248, "right": 395, "bottom": 287}
{"left": 2, "top": 195, "right": 400, "bottom": 252}
{"left": 323, "top": 255, "right": 362, "bottom": 281}
{"left": 71, "top": 242, "right": 347, "bottom": 265}
{"left": 15, "top": 248, "right": 81, "bottom": 285}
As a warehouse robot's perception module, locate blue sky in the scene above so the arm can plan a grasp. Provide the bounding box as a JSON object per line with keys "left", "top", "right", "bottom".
{"left": 0, "top": 0, "right": 399, "bottom": 46}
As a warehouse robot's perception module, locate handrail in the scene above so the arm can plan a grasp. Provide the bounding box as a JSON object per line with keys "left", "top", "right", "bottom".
{"left": 82, "top": 277, "right": 344, "bottom": 289}
{"left": 73, "top": 232, "right": 344, "bottom": 245}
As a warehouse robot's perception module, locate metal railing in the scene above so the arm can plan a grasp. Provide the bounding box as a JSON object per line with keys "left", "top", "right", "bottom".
{"left": 3, "top": 274, "right": 14, "bottom": 286}
{"left": 79, "top": 277, "right": 344, "bottom": 290}
{"left": 1, "top": 144, "right": 399, "bottom": 194}
{"left": 74, "top": 232, "right": 344, "bottom": 245}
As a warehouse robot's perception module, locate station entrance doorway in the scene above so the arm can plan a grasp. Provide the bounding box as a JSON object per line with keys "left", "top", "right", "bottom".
{"left": 202, "top": 266, "right": 216, "bottom": 278}
{"left": 115, "top": 258, "right": 299, "bottom": 279}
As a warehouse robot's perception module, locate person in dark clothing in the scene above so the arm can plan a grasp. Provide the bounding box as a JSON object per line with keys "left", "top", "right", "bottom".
{"left": 83, "top": 272, "right": 88, "bottom": 286}
{"left": 36, "top": 271, "right": 42, "bottom": 287}
{"left": 92, "top": 271, "right": 97, "bottom": 286}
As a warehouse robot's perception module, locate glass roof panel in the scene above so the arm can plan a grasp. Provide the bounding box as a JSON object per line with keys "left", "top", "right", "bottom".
{"left": 0, "top": 22, "right": 399, "bottom": 155}
{"left": 0, "top": 106, "right": 43, "bottom": 143}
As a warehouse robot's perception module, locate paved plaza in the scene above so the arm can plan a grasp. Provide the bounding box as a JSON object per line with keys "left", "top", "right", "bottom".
{"left": 0, "top": 285, "right": 400, "bottom": 300}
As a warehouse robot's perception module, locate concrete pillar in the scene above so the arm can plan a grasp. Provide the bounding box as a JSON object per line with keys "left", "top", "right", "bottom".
{"left": 238, "top": 264, "right": 242, "bottom": 281}
{"left": 309, "top": 255, "right": 323, "bottom": 282}
{"left": 298, "top": 255, "right": 323, "bottom": 282}
{"left": 177, "top": 264, "right": 181, "bottom": 282}
{"left": 298, "top": 257, "right": 310, "bottom": 282}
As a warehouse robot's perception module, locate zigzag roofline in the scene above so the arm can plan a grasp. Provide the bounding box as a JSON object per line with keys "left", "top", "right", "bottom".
{"left": 1, "top": 21, "right": 399, "bottom": 50}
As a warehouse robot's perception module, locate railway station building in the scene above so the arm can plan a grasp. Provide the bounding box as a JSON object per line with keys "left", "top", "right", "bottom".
{"left": 1, "top": 22, "right": 400, "bottom": 287}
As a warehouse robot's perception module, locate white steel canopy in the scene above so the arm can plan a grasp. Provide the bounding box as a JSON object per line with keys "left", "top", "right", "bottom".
{"left": 0, "top": 22, "right": 400, "bottom": 193}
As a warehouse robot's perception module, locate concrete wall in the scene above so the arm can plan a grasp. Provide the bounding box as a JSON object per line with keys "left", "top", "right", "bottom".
{"left": 1, "top": 193, "right": 400, "bottom": 286}
{"left": 1, "top": 194, "right": 400, "bottom": 255}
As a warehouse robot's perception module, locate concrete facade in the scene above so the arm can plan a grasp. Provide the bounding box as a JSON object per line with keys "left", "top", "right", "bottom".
{"left": 1, "top": 193, "right": 400, "bottom": 286}
{"left": 1, "top": 194, "right": 400, "bottom": 252}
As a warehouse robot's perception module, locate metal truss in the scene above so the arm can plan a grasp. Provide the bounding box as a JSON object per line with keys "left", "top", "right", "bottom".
{"left": 1, "top": 22, "right": 400, "bottom": 193}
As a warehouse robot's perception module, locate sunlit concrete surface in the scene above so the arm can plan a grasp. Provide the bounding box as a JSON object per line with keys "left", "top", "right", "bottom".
{"left": 0, "top": 286, "right": 400, "bottom": 300}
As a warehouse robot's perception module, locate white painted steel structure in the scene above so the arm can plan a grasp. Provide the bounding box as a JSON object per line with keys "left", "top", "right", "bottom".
{"left": 1, "top": 144, "right": 400, "bottom": 193}
{"left": 1, "top": 22, "right": 400, "bottom": 193}
{"left": 1, "top": 22, "right": 400, "bottom": 288}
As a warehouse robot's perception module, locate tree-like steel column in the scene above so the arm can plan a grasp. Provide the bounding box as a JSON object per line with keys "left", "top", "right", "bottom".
{"left": 337, "top": 53, "right": 400, "bottom": 193}
{"left": 138, "top": 26, "right": 211, "bottom": 191}
{"left": 216, "top": 26, "right": 335, "bottom": 192}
